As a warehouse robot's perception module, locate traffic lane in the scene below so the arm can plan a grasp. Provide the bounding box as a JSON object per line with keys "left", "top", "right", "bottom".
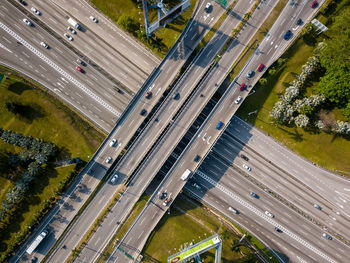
{"left": 185, "top": 187, "right": 318, "bottom": 263}
{"left": 46, "top": 0, "right": 159, "bottom": 73}
{"left": 0, "top": 4, "right": 128, "bottom": 116}
{"left": 191, "top": 170, "right": 347, "bottom": 262}
{"left": 0, "top": 41, "right": 116, "bottom": 132}
{"left": 228, "top": 117, "right": 350, "bottom": 212}
{"left": 214, "top": 132, "right": 350, "bottom": 237}
{"left": 18, "top": 0, "right": 147, "bottom": 91}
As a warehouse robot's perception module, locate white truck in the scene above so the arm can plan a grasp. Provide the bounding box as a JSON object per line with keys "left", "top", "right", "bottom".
{"left": 67, "top": 17, "right": 81, "bottom": 30}
{"left": 181, "top": 169, "right": 192, "bottom": 181}
{"left": 26, "top": 230, "right": 48, "bottom": 255}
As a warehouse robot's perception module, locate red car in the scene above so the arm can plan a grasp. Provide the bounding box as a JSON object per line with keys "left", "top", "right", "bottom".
{"left": 239, "top": 83, "right": 246, "bottom": 91}
{"left": 311, "top": 0, "right": 318, "bottom": 8}
{"left": 76, "top": 66, "right": 84, "bottom": 73}
{"left": 145, "top": 91, "right": 152, "bottom": 99}
{"left": 257, "top": 63, "right": 265, "bottom": 72}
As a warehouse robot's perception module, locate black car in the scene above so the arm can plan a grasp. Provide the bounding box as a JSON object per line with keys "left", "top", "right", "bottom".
{"left": 240, "top": 154, "right": 249, "bottom": 161}
{"left": 297, "top": 18, "right": 303, "bottom": 25}
{"left": 18, "top": 0, "right": 27, "bottom": 5}
{"left": 194, "top": 155, "right": 201, "bottom": 162}
{"left": 247, "top": 70, "right": 255, "bottom": 78}
{"left": 173, "top": 92, "right": 180, "bottom": 100}
{"left": 140, "top": 109, "right": 147, "bottom": 116}
{"left": 159, "top": 191, "right": 167, "bottom": 200}
{"left": 274, "top": 227, "right": 283, "bottom": 233}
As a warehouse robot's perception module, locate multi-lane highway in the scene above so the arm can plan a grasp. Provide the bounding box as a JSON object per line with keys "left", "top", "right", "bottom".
{"left": 12, "top": 0, "right": 159, "bottom": 91}
{"left": 5, "top": 0, "right": 350, "bottom": 262}
{"left": 111, "top": 0, "right": 343, "bottom": 261}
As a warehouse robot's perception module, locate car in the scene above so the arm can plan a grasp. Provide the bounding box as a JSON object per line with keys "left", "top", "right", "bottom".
{"left": 67, "top": 27, "right": 77, "bottom": 34}
{"left": 76, "top": 66, "right": 84, "bottom": 73}
{"left": 311, "top": 0, "right": 318, "bottom": 8}
{"left": 234, "top": 96, "right": 242, "bottom": 104}
{"left": 90, "top": 16, "right": 98, "bottom": 23}
{"left": 110, "top": 173, "right": 118, "bottom": 184}
{"left": 109, "top": 139, "right": 117, "bottom": 147}
{"left": 229, "top": 207, "right": 239, "bottom": 214}
{"left": 18, "top": 0, "right": 27, "bottom": 6}
{"left": 145, "top": 91, "right": 152, "bottom": 99}
{"left": 173, "top": 92, "right": 180, "bottom": 100}
{"left": 105, "top": 157, "right": 112, "bottom": 163}
{"left": 274, "top": 227, "right": 283, "bottom": 233}
{"left": 257, "top": 63, "right": 265, "bottom": 72}
{"left": 159, "top": 191, "right": 167, "bottom": 200}
{"left": 31, "top": 7, "right": 41, "bottom": 15}
{"left": 140, "top": 109, "right": 147, "bottom": 116}
{"left": 240, "top": 154, "right": 249, "bottom": 161}
{"left": 216, "top": 121, "right": 223, "bottom": 130}
{"left": 23, "top": 18, "right": 32, "bottom": 26}
{"left": 76, "top": 59, "right": 86, "bottom": 66}
{"left": 192, "top": 183, "right": 201, "bottom": 190}
{"left": 31, "top": 257, "right": 38, "bottom": 263}
{"left": 250, "top": 192, "right": 259, "bottom": 198}
{"left": 322, "top": 233, "right": 332, "bottom": 240}
{"left": 40, "top": 42, "right": 49, "bottom": 49}
{"left": 194, "top": 155, "right": 201, "bottom": 162}
{"left": 247, "top": 70, "right": 254, "bottom": 78}
{"left": 239, "top": 83, "right": 246, "bottom": 91}
{"left": 64, "top": 33, "right": 73, "bottom": 41}
{"left": 162, "top": 195, "right": 172, "bottom": 206}
{"left": 284, "top": 30, "right": 292, "bottom": 40}
{"left": 205, "top": 2, "right": 212, "bottom": 11}
{"left": 265, "top": 211, "right": 274, "bottom": 218}
{"left": 296, "top": 18, "right": 303, "bottom": 25}
{"left": 243, "top": 164, "right": 251, "bottom": 171}
{"left": 314, "top": 204, "right": 322, "bottom": 210}
{"left": 115, "top": 87, "right": 124, "bottom": 94}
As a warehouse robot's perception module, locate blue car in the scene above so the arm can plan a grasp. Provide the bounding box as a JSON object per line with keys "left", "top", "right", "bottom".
{"left": 216, "top": 121, "right": 223, "bottom": 130}
{"left": 250, "top": 192, "right": 259, "bottom": 199}
{"left": 284, "top": 30, "right": 292, "bottom": 40}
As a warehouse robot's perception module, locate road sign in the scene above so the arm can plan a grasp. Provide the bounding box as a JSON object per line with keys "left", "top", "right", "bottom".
{"left": 216, "top": 0, "right": 227, "bottom": 7}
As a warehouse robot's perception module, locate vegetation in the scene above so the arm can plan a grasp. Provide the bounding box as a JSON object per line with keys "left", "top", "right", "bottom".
{"left": 0, "top": 70, "right": 104, "bottom": 261}
{"left": 237, "top": 0, "right": 350, "bottom": 174}
{"left": 90, "top": 0, "right": 197, "bottom": 57}
{"left": 141, "top": 195, "right": 259, "bottom": 262}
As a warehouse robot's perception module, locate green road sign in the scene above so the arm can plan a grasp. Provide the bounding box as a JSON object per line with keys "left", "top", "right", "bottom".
{"left": 216, "top": 0, "right": 227, "bottom": 7}
{"left": 168, "top": 236, "right": 220, "bottom": 263}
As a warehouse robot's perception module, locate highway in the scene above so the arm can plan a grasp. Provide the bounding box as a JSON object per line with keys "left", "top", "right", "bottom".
{"left": 76, "top": 0, "right": 265, "bottom": 262}
{"left": 110, "top": 0, "right": 335, "bottom": 261}
{"left": 12, "top": 0, "right": 159, "bottom": 91}
{"left": 13, "top": 0, "right": 229, "bottom": 262}
{"left": 0, "top": 1, "right": 130, "bottom": 132}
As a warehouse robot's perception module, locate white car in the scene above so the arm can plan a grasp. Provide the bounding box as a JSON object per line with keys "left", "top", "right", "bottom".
{"left": 64, "top": 33, "right": 73, "bottom": 41}
{"left": 242, "top": 164, "right": 251, "bottom": 171}
{"left": 205, "top": 2, "right": 212, "bottom": 10}
{"left": 110, "top": 173, "right": 118, "bottom": 184}
{"left": 234, "top": 96, "right": 242, "bottom": 104}
{"left": 265, "top": 211, "right": 274, "bottom": 218}
{"left": 31, "top": 7, "right": 41, "bottom": 15}
{"left": 228, "top": 207, "right": 239, "bottom": 214}
{"left": 109, "top": 139, "right": 117, "bottom": 147}
{"left": 192, "top": 183, "right": 201, "bottom": 190}
{"left": 105, "top": 156, "right": 112, "bottom": 164}
{"left": 67, "top": 27, "right": 77, "bottom": 34}
{"left": 23, "top": 18, "right": 32, "bottom": 26}
{"left": 90, "top": 16, "right": 98, "bottom": 23}
{"left": 40, "top": 42, "right": 49, "bottom": 49}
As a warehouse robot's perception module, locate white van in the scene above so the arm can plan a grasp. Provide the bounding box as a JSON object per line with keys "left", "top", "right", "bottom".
{"left": 109, "top": 139, "right": 117, "bottom": 147}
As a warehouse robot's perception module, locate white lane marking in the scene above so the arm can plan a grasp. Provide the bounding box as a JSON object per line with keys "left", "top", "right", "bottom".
{"left": 0, "top": 22, "right": 120, "bottom": 117}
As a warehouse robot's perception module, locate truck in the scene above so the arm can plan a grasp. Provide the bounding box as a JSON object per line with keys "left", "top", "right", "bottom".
{"left": 26, "top": 230, "right": 48, "bottom": 255}
{"left": 181, "top": 169, "right": 192, "bottom": 181}
{"left": 67, "top": 17, "right": 81, "bottom": 30}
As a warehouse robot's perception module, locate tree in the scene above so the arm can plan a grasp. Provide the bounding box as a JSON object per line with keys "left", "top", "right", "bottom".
{"left": 117, "top": 15, "right": 135, "bottom": 32}
{"left": 332, "top": 121, "right": 350, "bottom": 135}
{"left": 283, "top": 86, "right": 299, "bottom": 103}
{"left": 294, "top": 114, "right": 309, "bottom": 127}
{"left": 270, "top": 100, "right": 294, "bottom": 123}
{"left": 259, "top": 78, "right": 267, "bottom": 86}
